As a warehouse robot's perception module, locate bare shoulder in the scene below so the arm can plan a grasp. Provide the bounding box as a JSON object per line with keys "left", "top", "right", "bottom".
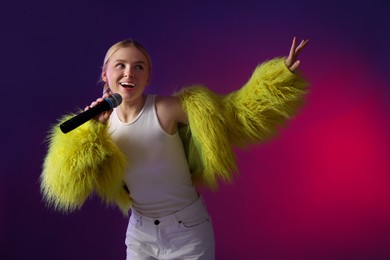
{"left": 155, "top": 95, "right": 180, "bottom": 109}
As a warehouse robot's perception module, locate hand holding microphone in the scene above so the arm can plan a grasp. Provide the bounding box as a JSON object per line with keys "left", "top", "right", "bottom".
{"left": 60, "top": 93, "right": 122, "bottom": 134}
{"left": 85, "top": 92, "right": 119, "bottom": 124}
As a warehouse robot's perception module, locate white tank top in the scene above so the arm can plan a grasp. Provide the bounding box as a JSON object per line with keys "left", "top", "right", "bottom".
{"left": 108, "top": 95, "right": 198, "bottom": 217}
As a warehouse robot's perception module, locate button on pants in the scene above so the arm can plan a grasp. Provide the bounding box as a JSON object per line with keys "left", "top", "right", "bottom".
{"left": 125, "top": 196, "right": 215, "bottom": 259}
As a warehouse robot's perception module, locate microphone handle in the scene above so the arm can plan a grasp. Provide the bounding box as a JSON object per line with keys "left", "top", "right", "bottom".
{"left": 60, "top": 101, "right": 111, "bottom": 134}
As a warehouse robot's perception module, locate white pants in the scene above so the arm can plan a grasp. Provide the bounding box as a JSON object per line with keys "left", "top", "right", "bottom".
{"left": 125, "top": 196, "right": 215, "bottom": 260}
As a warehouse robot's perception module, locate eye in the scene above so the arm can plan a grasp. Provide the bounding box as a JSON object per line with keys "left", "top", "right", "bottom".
{"left": 115, "top": 63, "right": 125, "bottom": 69}
{"left": 135, "top": 64, "right": 144, "bottom": 71}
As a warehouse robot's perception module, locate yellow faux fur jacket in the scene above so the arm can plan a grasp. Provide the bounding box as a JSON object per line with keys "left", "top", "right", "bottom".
{"left": 40, "top": 58, "right": 308, "bottom": 215}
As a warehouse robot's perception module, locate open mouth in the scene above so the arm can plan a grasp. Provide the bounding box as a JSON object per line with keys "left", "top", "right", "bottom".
{"left": 120, "top": 82, "right": 135, "bottom": 88}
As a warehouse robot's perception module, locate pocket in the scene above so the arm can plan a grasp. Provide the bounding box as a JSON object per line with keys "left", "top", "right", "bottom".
{"left": 178, "top": 214, "right": 211, "bottom": 229}
{"left": 128, "top": 215, "right": 140, "bottom": 228}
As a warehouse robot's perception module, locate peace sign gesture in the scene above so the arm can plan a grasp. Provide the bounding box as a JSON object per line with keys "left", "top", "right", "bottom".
{"left": 285, "top": 37, "right": 309, "bottom": 72}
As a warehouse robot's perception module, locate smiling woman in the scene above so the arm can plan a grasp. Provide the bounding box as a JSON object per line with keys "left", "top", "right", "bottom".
{"left": 40, "top": 37, "right": 309, "bottom": 259}
{"left": 102, "top": 43, "right": 151, "bottom": 108}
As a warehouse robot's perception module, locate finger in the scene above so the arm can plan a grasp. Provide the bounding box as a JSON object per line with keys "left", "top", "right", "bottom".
{"left": 289, "top": 36, "right": 297, "bottom": 57}
{"left": 90, "top": 101, "right": 99, "bottom": 108}
{"left": 295, "top": 39, "right": 309, "bottom": 57}
{"left": 97, "top": 97, "right": 106, "bottom": 103}
{"left": 296, "top": 39, "right": 309, "bottom": 52}
{"left": 289, "top": 60, "right": 301, "bottom": 72}
{"left": 286, "top": 37, "right": 298, "bottom": 67}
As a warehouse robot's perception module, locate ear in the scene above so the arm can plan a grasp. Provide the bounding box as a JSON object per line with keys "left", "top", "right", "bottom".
{"left": 145, "top": 72, "right": 151, "bottom": 86}
{"left": 101, "top": 71, "right": 107, "bottom": 82}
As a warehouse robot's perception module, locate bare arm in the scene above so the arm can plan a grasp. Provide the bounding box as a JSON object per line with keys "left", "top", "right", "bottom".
{"left": 155, "top": 96, "right": 188, "bottom": 135}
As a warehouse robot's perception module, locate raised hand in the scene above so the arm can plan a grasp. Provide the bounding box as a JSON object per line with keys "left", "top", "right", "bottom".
{"left": 285, "top": 37, "right": 309, "bottom": 72}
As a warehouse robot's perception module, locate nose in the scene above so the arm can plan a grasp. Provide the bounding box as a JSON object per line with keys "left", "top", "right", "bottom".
{"left": 124, "top": 68, "right": 134, "bottom": 78}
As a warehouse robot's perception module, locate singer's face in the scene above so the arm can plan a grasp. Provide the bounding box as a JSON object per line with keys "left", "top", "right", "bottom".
{"left": 102, "top": 46, "right": 150, "bottom": 102}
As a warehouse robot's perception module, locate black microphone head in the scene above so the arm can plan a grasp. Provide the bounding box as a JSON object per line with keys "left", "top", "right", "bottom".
{"left": 105, "top": 93, "right": 122, "bottom": 108}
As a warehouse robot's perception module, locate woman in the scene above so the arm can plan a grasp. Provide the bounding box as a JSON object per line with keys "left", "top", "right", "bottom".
{"left": 41, "top": 37, "right": 309, "bottom": 259}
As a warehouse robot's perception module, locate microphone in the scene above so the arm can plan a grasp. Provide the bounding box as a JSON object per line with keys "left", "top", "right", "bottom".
{"left": 60, "top": 93, "right": 122, "bottom": 134}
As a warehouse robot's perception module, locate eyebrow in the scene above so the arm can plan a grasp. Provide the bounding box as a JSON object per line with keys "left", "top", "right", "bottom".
{"left": 114, "top": 59, "right": 147, "bottom": 65}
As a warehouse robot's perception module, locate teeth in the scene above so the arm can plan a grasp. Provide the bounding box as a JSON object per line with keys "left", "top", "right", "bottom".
{"left": 120, "top": 82, "right": 135, "bottom": 88}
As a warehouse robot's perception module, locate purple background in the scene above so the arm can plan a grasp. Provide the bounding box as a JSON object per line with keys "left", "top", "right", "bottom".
{"left": 1, "top": 0, "right": 390, "bottom": 259}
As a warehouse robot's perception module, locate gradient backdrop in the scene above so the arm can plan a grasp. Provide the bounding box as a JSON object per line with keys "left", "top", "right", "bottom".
{"left": 1, "top": 0, "right": 390, "bottom": 259}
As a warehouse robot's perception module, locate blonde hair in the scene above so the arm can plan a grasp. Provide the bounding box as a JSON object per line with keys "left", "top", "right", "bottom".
{"left": 101, "top": 39, "right": 152, "bottom": 91}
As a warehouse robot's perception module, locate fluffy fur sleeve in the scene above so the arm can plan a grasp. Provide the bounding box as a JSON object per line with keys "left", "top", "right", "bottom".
{"left": 40, "top": 115, "right": 131, "bottom": 215}
{"left": 223, "top": 58, "right": 308, "bottom": 146}
{"left": 176, "top": 58, "right": 308, "bottom": 187}
{"left": 176, "top": 87, "right": 237, "bottom": 188}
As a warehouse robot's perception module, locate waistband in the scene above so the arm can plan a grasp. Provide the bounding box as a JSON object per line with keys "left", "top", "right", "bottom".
{"left": 130, "top": 196, "right": 208, "bottom": 228}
